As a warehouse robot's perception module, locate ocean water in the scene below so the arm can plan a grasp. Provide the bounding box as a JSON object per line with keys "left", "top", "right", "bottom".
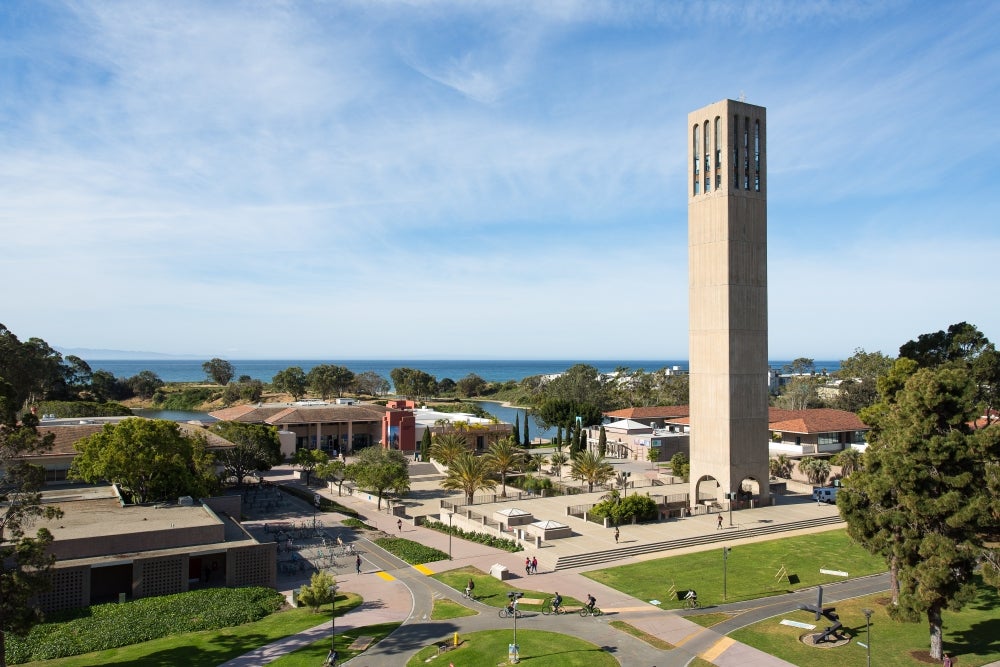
{"left": 87, "top": 358, "right": 841, "bottom": 384}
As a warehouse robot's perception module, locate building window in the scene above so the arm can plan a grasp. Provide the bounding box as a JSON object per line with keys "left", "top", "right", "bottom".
{"left": 743, "top": 116, "right": 750, "bottom": 190}
{"left": 694, "top": 180, "right": 700, "bottom": 195}
{"left": 705, "top": 176, "right": 710, "bottom": 193}
{"left": 733, "top": 115, "right": 740, "bottom": 190}
{"left": 704, "top": 120, "right": 710, "bottom": 172}
{"left": 754, "top": 119, "right": 761, "bottom": 192}
{"left": 818, "top": 432, "right": 840, "bottom": 446}
{"left": 714, "top": 116, "right": 721, "bottom": 176}
{"left": 716, "top": 174, "right": 721, "bottom": 189}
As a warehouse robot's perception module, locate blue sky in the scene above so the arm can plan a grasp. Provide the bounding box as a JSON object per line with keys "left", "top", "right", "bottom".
{"left": 2, "top": 0, "right": 998, "bottom": 361}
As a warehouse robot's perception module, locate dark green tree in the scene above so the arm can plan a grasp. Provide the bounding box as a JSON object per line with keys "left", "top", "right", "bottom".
{"left": 522, "top": 411, "right": 530, "bottom": 447}
{"left": 539, "top": 364, "right": 610, "bottom": 409}
{"left": 69, "top": 418, "right": 216, "bottom": 503}
{"left": 512, "top": 413, "right": 521, "bottom": 446}
{"left": 420, "top": 427, "right": 432, "bottom": 462}
{"left": 455, "top": 373, "right": 487, "bottom": 398}
{"left": 437, "top": 378, "right": 457, "bottom": 394}
{"left": 598, "top": 425, "right": 607, "bottom": 457}
{"left": 126, "top": 370, "right": 164, "bottom": 399}
{"left": 307, "top": 364, "right": 355, "bottom": 399}
{"left": 292, "top": 448, "right": 329, "bottom": 486}
{"left": 833, "top": 348, "right": 895, "bottom": 413}
{"left": 670, "top": 452, "right": 690, "bottom": 481}
{"left": 202, "top": 358, "right": 235, "bottom": 385}
{"left": 211, "top": 422, "right": 283, "bottom": 487}
{"left": 273, "top": 366, "right": 308, "bottom": 400}
{"left": 354, "top": 371, "right": 390, "bottom": 396}
{"left": 346, "top": 447, "right": 410, "bottom": 510}
{"left": 316, "top": 459, "right": 348, "bottom": 495}
{"left": 0, "top": 410, "right": 63, "bottom": 666}
{"left": 533, "top": 399, "right": 602, "bottom": 431}
{"left": 389, "top": 367, "right": 437, "bottom": 398}
{"left": 839, "top": 364, "right": 995, "bottom": 659}
{"left": 569, "top": 450, "right": 614, "bottom": 493}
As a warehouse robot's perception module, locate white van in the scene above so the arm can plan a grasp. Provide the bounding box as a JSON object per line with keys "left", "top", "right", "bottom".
{"left": 813, "top": 487, "right": 839, "bottom": 504}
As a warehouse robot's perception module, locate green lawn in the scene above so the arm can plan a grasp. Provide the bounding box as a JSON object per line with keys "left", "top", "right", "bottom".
{"left": 432, "top": 566, "right": 585, "bottom": 611}
{"left": 405, "top": 629, "right": 618, "bottom": 667}
{"left": 731, "top": 582, "right": 1000, "bottom": 667}
{"left": 584, "top": 529, "right": 886, "bottom": 608}
{"left": 22, "top": 594, "right": 363, "bottom": 667}
{"left": 267, "top": 622, "right": 401, "bottom": 666}
{"left": 431, "top": 599, "right": 479, "bottom": 620}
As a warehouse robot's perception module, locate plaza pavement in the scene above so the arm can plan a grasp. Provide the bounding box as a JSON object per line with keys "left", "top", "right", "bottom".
{"left": 220, "top": 461, "right": 896, "bottom": 666}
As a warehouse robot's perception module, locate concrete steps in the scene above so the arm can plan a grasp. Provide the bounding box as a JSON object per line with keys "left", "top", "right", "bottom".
{"left": 552, "top": 515, "right": 844, "bottom": 570}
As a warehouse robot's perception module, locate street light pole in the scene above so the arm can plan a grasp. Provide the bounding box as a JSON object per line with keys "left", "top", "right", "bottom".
{"left": 329, "top": 583, "right": 339, "bottom": 652}
{"left": 447, "top": 511, "right": 453, "bottom": 559}
{"left": 723, "top": 547, "right": 730, "bottom": 601}
{"left": 862, "top": 608, "right": 873, "bottom": 667}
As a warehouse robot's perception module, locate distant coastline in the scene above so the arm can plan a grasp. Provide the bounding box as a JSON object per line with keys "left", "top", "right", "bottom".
{"left": 86, "top": 358, "right": 843, "bottom": 384}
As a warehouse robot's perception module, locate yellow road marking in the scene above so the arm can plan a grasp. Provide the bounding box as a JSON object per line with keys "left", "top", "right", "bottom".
{"left": 413, "top": 564, "right": 434, "bottom": 576}
{"left": 376, "top": 571, "right": 396, "bottom": 581}
{"left": 673, "top": 626, "right": 706, "bottom": 647}
{"left": 701, "top": 636, "right": 735, "bottom": 662}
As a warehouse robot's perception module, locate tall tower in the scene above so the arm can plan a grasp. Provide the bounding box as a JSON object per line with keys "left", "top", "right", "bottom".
{"left": 687, "top": 99, "right": 770, "bottom": 505}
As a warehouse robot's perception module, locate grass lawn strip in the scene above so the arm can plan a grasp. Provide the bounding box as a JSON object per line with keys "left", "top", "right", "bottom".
{"left": 19, "top": 594, "right": 363, "bottom": 667}
{"left": 685, "top": 611, "right": 735, "bottom": 628}
{"left": 405, "top": 629, "right": 619, "bottom": 667}
{"left": 431, "top": 599, "right": 478, "bottom": 620}
{"left": 432, "top": 565, "right": 585, "bottom": 611}
{"left": 373, "top": 536, "right": 450, "bottom": 564}
{"left": 608, "top": 620, "right": 675, "bottom": 649}
{"left": 266, "top": 622, "right": 401, "bottom": 666}
{"left": 584, "top": 529, "right": 885, "bottom": 609}
{"left": 731, "top": 581, "right": 1000, "bottom": 667}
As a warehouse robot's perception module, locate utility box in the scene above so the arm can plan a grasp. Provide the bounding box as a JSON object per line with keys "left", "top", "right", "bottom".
{"left": 490, "top": 563, "right": 511, "bottom": 581}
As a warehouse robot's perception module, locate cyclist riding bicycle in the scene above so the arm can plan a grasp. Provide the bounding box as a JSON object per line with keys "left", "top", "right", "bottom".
{"left": 685, "top": 589, "right": 698, "bottom": 606}
{"left": 465, "top": 578, "right": 475, "bottom": 598}
{"left": 585, "top": 594, "right": 597, "bottom": 613}
{"left": 552, "top": 592, "right": 563, "bottom": 613}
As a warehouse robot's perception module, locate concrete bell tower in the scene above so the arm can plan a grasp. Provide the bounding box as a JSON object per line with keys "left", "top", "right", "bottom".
{"left": 687, "top": 99, "right": 771, "bottom": 506}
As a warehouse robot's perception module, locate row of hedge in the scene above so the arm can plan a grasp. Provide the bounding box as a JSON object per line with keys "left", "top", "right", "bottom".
{"left": 421, "top": 519, "right": 523, "bottom": 552}
{"left": 5, "top": 587, "right": 284, "bottom": 664}
{"left": 373, "top": 537, "right": 449, "bottom": 564}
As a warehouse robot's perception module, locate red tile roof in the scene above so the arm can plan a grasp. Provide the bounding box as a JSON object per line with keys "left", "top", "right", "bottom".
{"left": 208, "top": 403, "right": 388, "bottom": 425}
{"left": 603, "top": 406, "right": 690, "bottom": 420}
{"left": 604, "top": 405, "right": 867, "bottom": 433}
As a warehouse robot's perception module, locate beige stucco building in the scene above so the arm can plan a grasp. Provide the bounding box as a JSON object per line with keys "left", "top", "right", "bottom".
{"left": 688, "top": 99, "right": 771, "bottom": 505}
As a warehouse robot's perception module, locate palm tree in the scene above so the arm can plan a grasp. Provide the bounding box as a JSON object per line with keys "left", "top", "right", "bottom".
{"left": 768, "top": 453, "right": 792, "bottom": 479}
{"left": 528, "top": 452, "right": 547, "bottom": 473}
{"left": 430, "top": 433, "right": 468, "bottom": 467}
{"left": 548, "top": 451, "right": 568, "bottom": 478}
{"left": 831, "top": 448, "right": 863, "bottom": 477}
{"left": 798, "top": 456, "right": 831, "bottom": 485}
{"left": 485, "top": 436, "right": 523, "bottom": 498}
{"left": 570, "top": 450, "right": 614, "bottom": 493}
{"left": 440, "top": 452, "right": 497, "bottom": 505}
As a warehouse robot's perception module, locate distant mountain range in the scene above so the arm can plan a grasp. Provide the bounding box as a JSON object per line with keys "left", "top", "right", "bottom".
{"left": 55, "top": 347, "right": 205, "bottom": 361}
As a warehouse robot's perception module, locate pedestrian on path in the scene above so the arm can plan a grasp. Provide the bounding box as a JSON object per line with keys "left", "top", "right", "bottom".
{"left": 614, "top": 527, "right": 620, "bottom": 543}
{"left": 397, "top": 518, "right": 403, "bottom": 533}
{"left": 717, "top": 514, "right": 723, "bottom": 530}
{"left": 525, "top": 557, "right": 531, "bottom": 576}
{"left": 531, "top": 556, "right": 538, "bottom": 574}
{"left": 356, "top": 554, "right": 362, "bottom": 574}
{"left": 325, "top": 648, "right": 338, "bottom": 666}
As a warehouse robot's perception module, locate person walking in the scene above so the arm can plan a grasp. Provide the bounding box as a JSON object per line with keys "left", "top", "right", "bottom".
{"left": 614, "top": 527, "right": 620, "bottom": 543}
{"left": 325, "top": 648, "right": 339, "bottom": 666}
{"left": 397, "top": 518, "right": 403, "bottom": 533}
{"left": 531, "top": 556, "right": 538, "bottom": 574}
{"left": 525, "top": 557, "right": 532, "bottom": 576}
{"left": 717, "top": 514, "right": 723, "bottom": 530}
{"left": 355, "top": 554, "right": 362, "bottom": 574}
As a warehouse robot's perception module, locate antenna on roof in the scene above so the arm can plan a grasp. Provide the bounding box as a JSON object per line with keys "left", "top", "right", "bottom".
{"left": 739, "top": 91, "right": 746, "bottom": 102}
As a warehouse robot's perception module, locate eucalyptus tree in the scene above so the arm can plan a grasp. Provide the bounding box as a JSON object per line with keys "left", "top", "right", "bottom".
{"left": 484, "top": 436, "right": 523, "bottom": 497}
{"left": 308, "top": 364, "right": 355, "bottom": 399}
{"left": 440, "top": 452, "right": 497, "bottom": 505}
{"left": 202, "top": 358, "right": 235, "bottom": 386}
{"left": 272, "top": 366, "right": 308, "bottom": 400}
{"left": 347, "top": 447, "right": 410, "bottom": 510}
{"left": 570, "top": 450, "right": 614, "bottom": 493}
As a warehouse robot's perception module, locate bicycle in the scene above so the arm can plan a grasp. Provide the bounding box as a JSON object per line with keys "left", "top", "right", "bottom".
{"left": 463, "top": 588, "right": 476, "bottom": 601}
{"left": 498, "top": 606, "right": 523, "bottom": 618}
{"left": 541, "top": 599, "right": 567, "bottom": 615}
{"left": 579, "top": 605, "right": 603, "bottom": 617}
{"left": 685, "top": 596, "right": 699, "bottom": 609}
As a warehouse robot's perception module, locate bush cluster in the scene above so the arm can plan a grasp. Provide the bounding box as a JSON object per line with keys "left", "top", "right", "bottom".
{"left": 422, "top": 519, "right": 523, "bottom": 552}
{"left": 341, "top": 517, "right": 374, "bottom": 529}
{"left": 373, "top": 537, "right": 449, "bottom": 564}
{"left": 152, "top": 387, "right": 216, "bottom": 410}
{"left": 512, "top": 474, "right": 553, "bottom": 493}
{"left": 5, "top": 587, "right": 284, "bottom": 664}
{"left": 588, "top": 494, "right": 658, "bottom": 524}
{"left": 36, "top": 400, "right": 133, "bottom": 418}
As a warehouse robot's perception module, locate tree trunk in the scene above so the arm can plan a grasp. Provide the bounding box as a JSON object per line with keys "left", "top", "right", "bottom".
{"left": 928, "top": 602, "right": 943, "bottom": 660}
{"left": 889, "top": 556, "right": 900, "bottom": 606}
{"left": 501, "top": 473, "right": 507, "bottom": 498}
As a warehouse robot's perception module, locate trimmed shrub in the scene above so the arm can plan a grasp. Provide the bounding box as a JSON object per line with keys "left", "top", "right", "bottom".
{"left": 588, "top": 494, "right": 658, "bottom": 524}
{"left": 373, "top": 537, "right": 449, "bottom": 564}
{"left": 278, "top": 484, "right": 358, "bottom": 516}
{"left": 5, "top": 587, "right": 284, "bottom": 664}
{"left": 422, "top": 519, "right": 523, "bottom": 552}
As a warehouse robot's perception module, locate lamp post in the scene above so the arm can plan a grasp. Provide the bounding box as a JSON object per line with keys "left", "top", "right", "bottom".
{"left": 862, "top": 608, "right": 873, "bottom": 667}
{"left": 328, "top": 583, "right": 339, "bottom": 655}
{"left": 508, "top": 591, "right": 523, "bottom": 664}
{"left": 447, "top": 511, "right": 453, "bottom": 559}
{"left": 723, "top": 546, "right": 730, "bottom": 600}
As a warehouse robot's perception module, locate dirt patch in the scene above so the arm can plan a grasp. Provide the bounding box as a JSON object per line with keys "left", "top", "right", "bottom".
{"left": 908, "top": 650, "right": 941, "bottom": 664}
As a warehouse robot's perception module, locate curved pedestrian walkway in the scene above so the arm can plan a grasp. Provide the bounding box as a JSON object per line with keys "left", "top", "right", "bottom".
{"left": 219, "top": 471, "right": 901, "bottom": 667}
